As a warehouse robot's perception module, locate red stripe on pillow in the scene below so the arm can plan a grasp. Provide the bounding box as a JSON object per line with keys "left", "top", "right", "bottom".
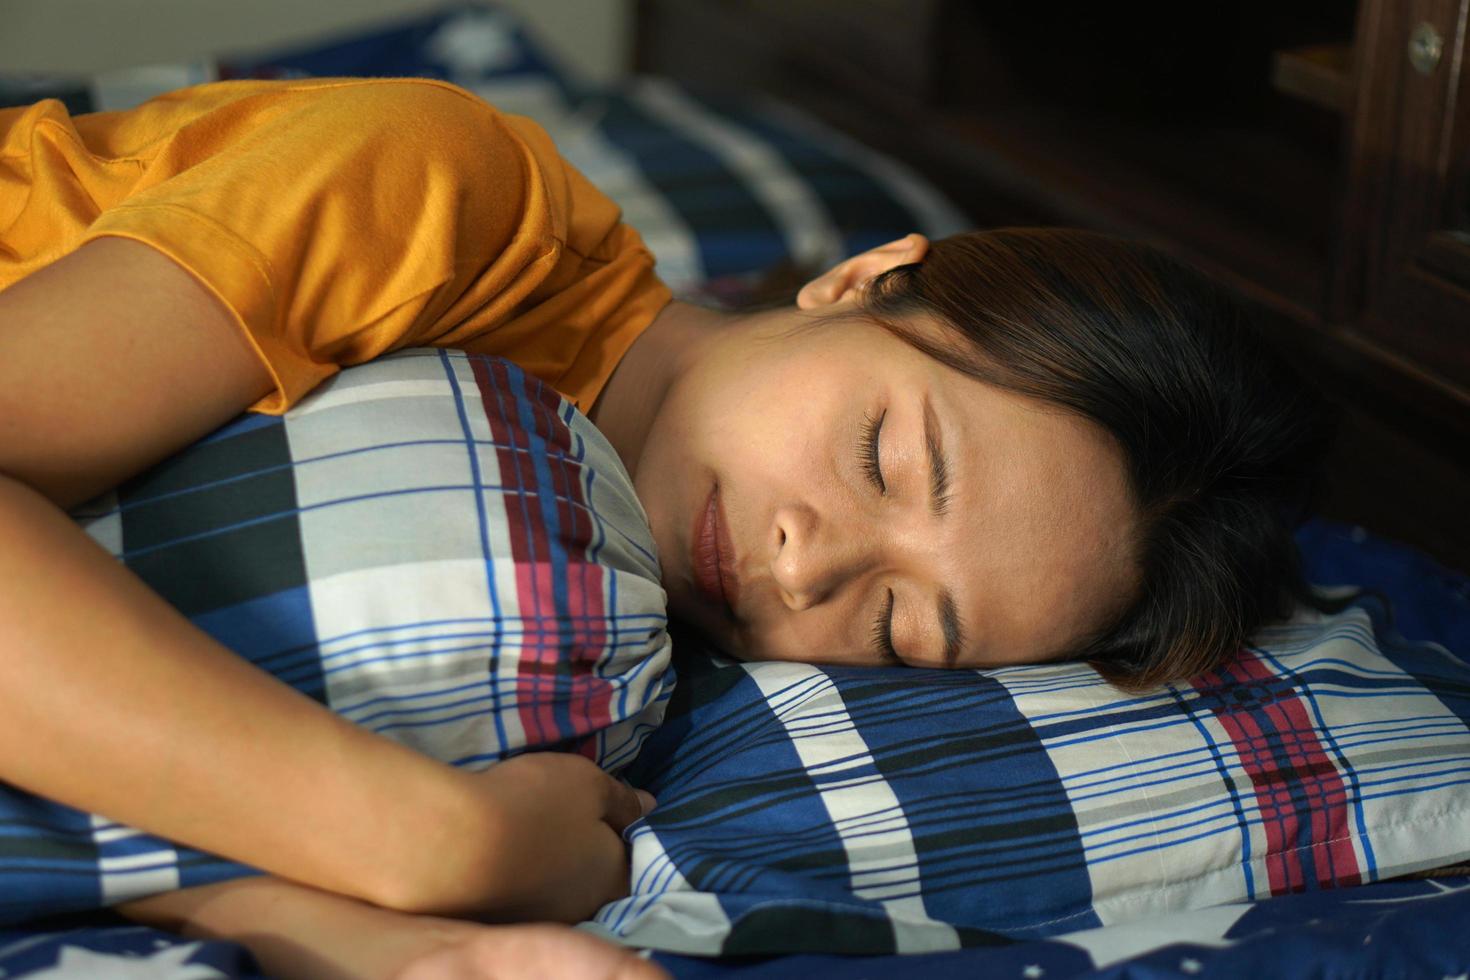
{"left": 1195, "top": 650, "right": 1362, "bottom": 893}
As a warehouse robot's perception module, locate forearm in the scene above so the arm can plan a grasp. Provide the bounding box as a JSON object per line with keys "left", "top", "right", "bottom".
{"left": 0, "top": 472, "right": 492, "bottom": 911}
{"left": 118, "top": 877, "right": 471, "bottom": 980}
{"left": 120, "top": 876, "right": 672, "bottom": 980}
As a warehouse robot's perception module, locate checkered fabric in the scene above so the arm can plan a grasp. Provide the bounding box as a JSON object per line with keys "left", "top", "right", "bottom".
{"left": 0, "top": 349, "right": 673, "bottom": 924}
{"left": 596, "top": 605, "right": 1470, "bottom": 956}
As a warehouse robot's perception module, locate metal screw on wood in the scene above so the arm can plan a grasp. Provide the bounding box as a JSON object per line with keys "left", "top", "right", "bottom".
{"left": 1409, "top": 22, "right": 1444, "bottom": 75}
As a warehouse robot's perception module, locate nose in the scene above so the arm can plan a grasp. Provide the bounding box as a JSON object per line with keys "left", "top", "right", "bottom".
{"left": 770, "top": 503, "right": 874, "bottom": 611}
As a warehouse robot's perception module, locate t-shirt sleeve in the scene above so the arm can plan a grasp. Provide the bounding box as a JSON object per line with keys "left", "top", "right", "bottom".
{"left": 81, "top": 79, "right": 576, "bottom": 414}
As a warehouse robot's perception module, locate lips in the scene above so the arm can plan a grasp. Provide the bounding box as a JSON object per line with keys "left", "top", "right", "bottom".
{"left": 692, "top": 484, "right": 740, "bottom": 614}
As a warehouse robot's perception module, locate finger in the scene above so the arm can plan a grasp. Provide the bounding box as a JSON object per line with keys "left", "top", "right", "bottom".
{"left": 601, "top": 852, "right": 633, "bottom": 908}
{"left": 600, "top": 777, "right": 654, "bottom": 833}
{"left": 569, "top": 826, "right": 634, "bottom": 921}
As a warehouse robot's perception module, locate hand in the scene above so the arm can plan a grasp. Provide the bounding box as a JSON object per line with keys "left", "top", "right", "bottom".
{"left": 424, "top": 753, "right": 655, "bottom": 923}
{"left": 119, "top": 876, "right": 668, "bottom": 980}
{"left": 389, "top": 922, "right": 670, "bottom": 980}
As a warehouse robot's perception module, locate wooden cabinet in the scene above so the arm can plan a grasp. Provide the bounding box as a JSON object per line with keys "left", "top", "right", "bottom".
{"left": 637, "top": 0, "right": 1470, "bottom": 569}
{"left": 1353, "top": 0, "right": 1470, "bottom": 395}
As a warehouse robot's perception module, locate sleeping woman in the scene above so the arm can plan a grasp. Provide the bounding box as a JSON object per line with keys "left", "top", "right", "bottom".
{"left": 0, "top": 78, "right": 1333, "bottom": 978}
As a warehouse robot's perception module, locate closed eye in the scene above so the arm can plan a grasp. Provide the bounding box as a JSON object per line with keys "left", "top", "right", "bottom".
{"left": 870, "top": 587, "right": 901, "bottom": 664}
{"left": 859, "top": 409, "right": 886, "bottom": 494}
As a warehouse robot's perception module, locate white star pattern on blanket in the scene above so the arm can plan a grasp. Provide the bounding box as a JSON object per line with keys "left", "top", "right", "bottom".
{"left": 28, "top": 942, "right": 224, "bottom": 979}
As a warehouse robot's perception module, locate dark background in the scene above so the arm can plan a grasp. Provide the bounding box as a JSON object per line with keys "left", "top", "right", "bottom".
{"left": 637, "top": 0, "right": 1470, "bottom": 574}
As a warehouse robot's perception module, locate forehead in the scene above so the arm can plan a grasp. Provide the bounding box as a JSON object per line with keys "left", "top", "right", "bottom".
{"left": 931, "top": 371, "right": 1138, "bottom": 664}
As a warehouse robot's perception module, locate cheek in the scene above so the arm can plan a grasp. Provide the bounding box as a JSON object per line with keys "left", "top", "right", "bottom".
{"left": 738, "top": 601, "right": 865, "bottom": 664}
{"left": 632, "top": 465, "right": 676, "bottom": 575}
{"left": 720, "top": 345, "right": 853, "bottom": 428}
{"left": 630, "top": 401, "right": 699, "bottom": 586}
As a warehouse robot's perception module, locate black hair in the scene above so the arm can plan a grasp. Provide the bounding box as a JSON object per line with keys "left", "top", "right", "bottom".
{"left": 847, "top": 227, "right": 1343, "bottom": 689}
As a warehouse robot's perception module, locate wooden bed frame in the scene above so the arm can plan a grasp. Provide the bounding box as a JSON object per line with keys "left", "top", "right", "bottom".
{"left": 636, "top": 0, "right": 1470, "bottom": 574}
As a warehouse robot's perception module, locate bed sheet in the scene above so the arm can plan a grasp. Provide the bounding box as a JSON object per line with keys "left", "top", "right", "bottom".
{"left": 655, "top": 875, "right": 1470, "bottom": 979}
{"left": 5, "top": 873, "right": 1467, "bottom": 978}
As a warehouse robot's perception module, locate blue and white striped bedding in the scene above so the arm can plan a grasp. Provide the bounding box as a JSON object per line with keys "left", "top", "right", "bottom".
{"left": 2, "top": 6, "right": 1468, "bottom": 978}
{"left": 596, "top": 598, "right": 1469, "bottom": 957}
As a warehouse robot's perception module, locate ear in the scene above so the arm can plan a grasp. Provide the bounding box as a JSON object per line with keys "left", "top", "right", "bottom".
{"left": 795, "top": 233, "right": 930, "bottom": 311}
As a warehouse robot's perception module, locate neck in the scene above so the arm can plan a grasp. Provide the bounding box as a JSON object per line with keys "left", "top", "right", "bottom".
{"left": 588, "top": 299, "right": 733, "bottom": 479}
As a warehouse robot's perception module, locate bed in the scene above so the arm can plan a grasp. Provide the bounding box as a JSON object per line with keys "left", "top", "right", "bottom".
{"left": 2, "top": 5, "right": 1468, "bottom": 977}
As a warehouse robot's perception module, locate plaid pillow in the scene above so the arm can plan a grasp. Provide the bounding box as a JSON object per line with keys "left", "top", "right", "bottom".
{"left": 595, "top": 603, "right": 1470, "bottom": 956}
{"left": 1, "top": 349, "right": 673, "bottom": 924}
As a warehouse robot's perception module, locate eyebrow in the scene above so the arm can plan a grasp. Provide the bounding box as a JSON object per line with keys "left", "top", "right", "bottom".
{"left": 922, "top": 394, "right": 965, "bottom": 666}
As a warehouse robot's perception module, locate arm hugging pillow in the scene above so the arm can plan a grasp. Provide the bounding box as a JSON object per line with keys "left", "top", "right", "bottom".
{"left": 2, "top": 349, "right": 673, "bottom": 923}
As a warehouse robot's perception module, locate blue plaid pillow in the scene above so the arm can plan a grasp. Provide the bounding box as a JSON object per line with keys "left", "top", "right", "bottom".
{"left": 594, "top": 596, "right": 1470, "bottom": 956}
{"left": 1, "top": 349, "right": 673, "bottom": 924}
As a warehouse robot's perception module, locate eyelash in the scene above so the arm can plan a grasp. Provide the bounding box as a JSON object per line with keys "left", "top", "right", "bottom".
{"left": 871, "top": 588, "right": 901, "bottom": 665}
{"left": 859, "top": 409, "right": 886, "bottom": 494}
{"left": 860, "top": 411, "right": 900, "bottom": 665}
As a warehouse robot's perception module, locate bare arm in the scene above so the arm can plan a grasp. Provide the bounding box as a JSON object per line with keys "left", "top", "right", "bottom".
{"left": 118, "top": 877, "right": 669, "bottom": 980}
{"left": 0, "top": 238, "right": 646, "bottom": 919}
{"left": 0, "top": 237, "right": 274, "bottom": 508}
{"left": 120, "top": 877, "right": 479, "bottom": 980}
{"left": 0, "top": 238, "right": 489, "bottom": 909}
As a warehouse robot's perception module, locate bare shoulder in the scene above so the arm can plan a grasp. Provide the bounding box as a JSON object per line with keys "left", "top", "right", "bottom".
{"left": 0, "top": 237, "right": 273, "bottom": 508}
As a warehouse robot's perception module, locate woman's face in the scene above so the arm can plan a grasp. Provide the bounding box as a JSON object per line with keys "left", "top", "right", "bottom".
{"left": 631, "top": 312, "right": 1140, "bottom": 669}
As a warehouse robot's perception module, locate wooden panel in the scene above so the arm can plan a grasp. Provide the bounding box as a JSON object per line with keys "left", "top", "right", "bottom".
{"left": 1264, "top": 304, "right": 1470, "bottom": 572}
{"left": 1357, "top": 0, "right": 1470, "bottom": 389}
{"left": 1326, "top": 0, "right": 1392, "bottom": 324}
{"left": 636, "top": 0, "right": 944, "bottom": 102}
{"left": 1318, "top": 397, "right": 1470, "bottom": 572}
{"left": 1273, "top": 43, "right": 1356, "bottom": 112}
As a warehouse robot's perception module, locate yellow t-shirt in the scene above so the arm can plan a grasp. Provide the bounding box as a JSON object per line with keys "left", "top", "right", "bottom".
{"left": 0, "top": 77, "right": 672, "bottom": 414}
